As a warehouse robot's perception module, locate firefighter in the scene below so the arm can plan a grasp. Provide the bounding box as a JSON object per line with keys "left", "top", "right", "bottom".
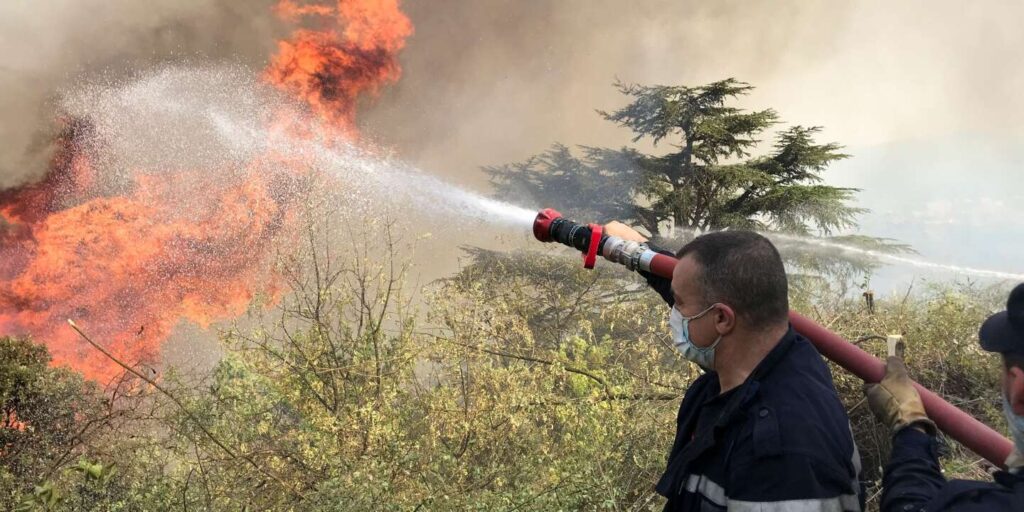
{"left": 865, "top": 283, "right": 1024, "bottom": 510}
{"left": 604, "top": 222, "right": 864, "bottom": 511}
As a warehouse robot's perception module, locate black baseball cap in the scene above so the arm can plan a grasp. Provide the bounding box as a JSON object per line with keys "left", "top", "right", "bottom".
{"left": 979, "top": 283, "right": 1024, "bottom": 355}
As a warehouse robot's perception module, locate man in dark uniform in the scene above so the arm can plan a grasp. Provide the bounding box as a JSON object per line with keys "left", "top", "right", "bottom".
{"left": 865, "top": 283, "right": 1024, "bottom": 510}
{"left": 605, "top": 222, "right": 864, "bottom": 511}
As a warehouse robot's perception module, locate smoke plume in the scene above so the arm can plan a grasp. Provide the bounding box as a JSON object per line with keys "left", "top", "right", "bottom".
{"left": 362, "top": 0, "right": 1024, "bottom": 188}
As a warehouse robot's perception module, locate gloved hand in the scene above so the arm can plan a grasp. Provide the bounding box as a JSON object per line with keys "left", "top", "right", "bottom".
{"left": 864, "top": 356, "right": 937, "bottom": 435}
{"left": 603, "top": 221, "right": 648, "bottom": 243}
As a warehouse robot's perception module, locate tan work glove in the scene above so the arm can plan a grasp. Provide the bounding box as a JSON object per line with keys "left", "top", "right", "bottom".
{"left": 864, "top": 356, "right": 937, "bottom": 435}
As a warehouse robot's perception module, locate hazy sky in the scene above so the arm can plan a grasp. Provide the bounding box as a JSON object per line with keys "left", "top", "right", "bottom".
{"left": 361, "top": 0, "right": 1024, "bottom": 291}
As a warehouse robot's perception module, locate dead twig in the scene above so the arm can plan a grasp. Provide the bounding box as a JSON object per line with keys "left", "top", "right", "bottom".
{"left": 67, "top": 319, "right": 308, "bottom": 502}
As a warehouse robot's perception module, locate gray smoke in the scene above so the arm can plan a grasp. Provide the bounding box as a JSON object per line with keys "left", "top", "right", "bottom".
{"left": 7, "top": 0, "right": 1024, "bottom": 195}
{"left": 362, "top": 0, "right": 1024, "bottom": 188}
{"left": 0, "top": 0, "right": 280, "bottom": 188}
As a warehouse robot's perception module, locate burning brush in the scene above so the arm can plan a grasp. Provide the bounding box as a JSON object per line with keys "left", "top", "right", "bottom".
{"left": 0, "top": 0, "right": 413, "bottom": 383}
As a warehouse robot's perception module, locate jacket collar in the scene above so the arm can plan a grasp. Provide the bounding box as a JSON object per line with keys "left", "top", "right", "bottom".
{"left": 745, "top": 326, "right": 799, "bottom": 384}
{"left": 698, "top": 326, "right": 798, "bottom": 406}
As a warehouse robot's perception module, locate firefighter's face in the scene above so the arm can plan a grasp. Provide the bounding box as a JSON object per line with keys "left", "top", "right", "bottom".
{"left": 670, "top": 254, "right": 736, "bottom": 348}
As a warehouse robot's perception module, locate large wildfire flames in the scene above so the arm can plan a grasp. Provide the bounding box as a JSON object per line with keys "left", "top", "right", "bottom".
{"left": 0, "top": 0, "right": 412, "bottom": 382}
{"left": 267, "top": 0, "right": 412, "bottom": 133}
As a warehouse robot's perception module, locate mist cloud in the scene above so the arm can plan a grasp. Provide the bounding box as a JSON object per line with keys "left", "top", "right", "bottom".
{"left": 0, "top": 0, "right": 279, "bottom": 188}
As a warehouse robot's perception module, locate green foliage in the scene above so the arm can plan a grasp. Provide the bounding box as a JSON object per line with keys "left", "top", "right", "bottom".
{"left": 13, "top": 482, "right": 59, "bottom": 512}
{"left": 419, "top": 256, "right": 689, "bottom": 510}
{"left": 1, "top": 227, "right": 1012, "bottom": 511}
{"left": 160, "top": 241, "right": 1017, "bottom": 510}
{"left": 0, "top": 336, "right": 102, "bottom": 504}
{"left": 0, "top": 336, "right": 179, "bottom": 510}
{"left": 137, "top": 225, "right": 692, "bottom": 510}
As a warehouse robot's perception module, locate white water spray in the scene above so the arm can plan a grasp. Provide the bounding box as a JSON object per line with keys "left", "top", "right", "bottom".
{"left": 215, "top": 111, "right": 538, "bottom": 228}
{"left": 765, "top": 231, "right": 1024, "bottom": 281}
{"left": 64, "top": 65, "right": 536, "bottom": 230}
{"left": 272, "top": 134, "right": 538, "bottom": 229}
{"left": 61, "top": 65, "right": 1021, "bottom": 282}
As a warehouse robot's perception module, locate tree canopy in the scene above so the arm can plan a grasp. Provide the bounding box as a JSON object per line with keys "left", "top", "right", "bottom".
{"left": 489, "top": 78, "right": 864, "bottom": 237}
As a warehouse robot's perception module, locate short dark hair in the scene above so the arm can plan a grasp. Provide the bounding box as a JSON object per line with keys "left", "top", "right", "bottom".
{"left": 677, "top": 231, "right": 789, "bottom": 328}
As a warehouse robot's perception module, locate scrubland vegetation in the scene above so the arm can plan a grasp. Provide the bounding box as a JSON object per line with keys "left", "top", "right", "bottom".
{"left": 1, "top": 222, "right": 1010, "bottom": 511}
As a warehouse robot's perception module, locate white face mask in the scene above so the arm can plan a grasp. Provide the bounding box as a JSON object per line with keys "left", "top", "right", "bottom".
{"left": 1003, "top": 394, "right": 1024, "bottom": 459}
{"left": 669, "top": 304, "right": 722, "bottom": 369}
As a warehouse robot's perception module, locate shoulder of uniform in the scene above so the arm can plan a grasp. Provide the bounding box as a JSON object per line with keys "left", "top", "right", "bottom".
{"left": 737, "top": 387, "right": 855, "bottom": 470}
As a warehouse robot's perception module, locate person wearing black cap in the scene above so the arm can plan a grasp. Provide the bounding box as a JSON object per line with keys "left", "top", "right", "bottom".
{"left": 864, "top": 283, "right": 1024, "bottom": 510}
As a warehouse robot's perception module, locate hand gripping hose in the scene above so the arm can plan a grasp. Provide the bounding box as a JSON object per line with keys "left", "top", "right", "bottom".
{"left": 532, "top": 208, "right": 1014, "bottom": 468}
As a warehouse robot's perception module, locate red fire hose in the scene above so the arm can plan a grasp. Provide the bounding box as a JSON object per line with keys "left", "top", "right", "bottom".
{"left": 533, "top": 208, "right": 1014, "bottom": 469}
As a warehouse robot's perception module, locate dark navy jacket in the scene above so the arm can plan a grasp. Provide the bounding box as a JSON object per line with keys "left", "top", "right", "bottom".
{"left": 645, "top": 268, "right": 864, "bottom": 511}
{"left": 880, "top": 428, "right": 1024, "bottom": 511}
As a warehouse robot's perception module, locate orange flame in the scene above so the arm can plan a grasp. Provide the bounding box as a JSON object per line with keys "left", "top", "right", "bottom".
{"left": 0, "top": 0, "right": 412, "bottom": 382}
{"left": 265, "top": 0, "right": 412, "bottom": 134}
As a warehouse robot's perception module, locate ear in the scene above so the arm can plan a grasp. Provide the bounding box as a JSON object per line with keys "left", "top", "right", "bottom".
{"left": 712, "top": 303, "right": 736, "bottom": 336}
{"left": 1009, "top": 365, "right": 1024, "bottom": 416}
